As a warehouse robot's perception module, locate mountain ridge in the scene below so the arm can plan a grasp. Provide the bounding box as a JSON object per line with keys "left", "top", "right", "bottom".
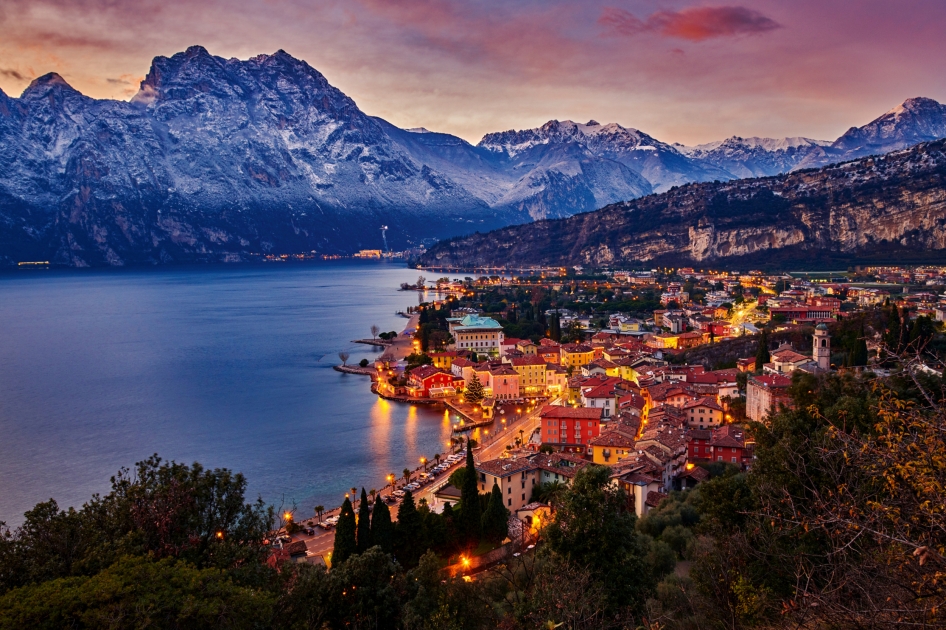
{"left": 418, "top": 139, "right": 946, "bottom": 270}
{"left": 2, "top": 46, "right": 946, "bottom": 267}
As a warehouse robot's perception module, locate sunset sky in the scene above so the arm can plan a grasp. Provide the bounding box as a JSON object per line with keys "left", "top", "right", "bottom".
{"left": 2, "top": 0, "right": 945, "bottom": 145}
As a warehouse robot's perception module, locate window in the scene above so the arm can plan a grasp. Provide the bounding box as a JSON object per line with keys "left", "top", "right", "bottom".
{"left": 508, "top": 498, "right": 512, "bottom": 506}
{"left": 507, "top": 487, "right": 511, "bottom": 494}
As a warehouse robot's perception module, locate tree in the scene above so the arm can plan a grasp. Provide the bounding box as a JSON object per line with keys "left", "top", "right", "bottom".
{"left": 370, "top": 325, "right": 380, "bottom": 339}
{"left": 465, "top": 373, "right": 485, "bottom": 404}
{"left": 314, "top": 505, "right": 325, "bottom": 523}
{"left": 370, "top": 496, "right": 394, "bottom": 555}
{"left": 481, "top": 482, "right": 510, "bottom": 544}
{"left": 851, "top": 329, "right": 869, "bottom": 366}
{"left": 755, "top": 328, "right": 770, "bottom": 369}
{"left": 543, "top": 465, "right": 654, "bottom": 616}
{"left": 417, "top": 275, "right": 426, "bottom": 289}
{"left": 332, "top": 497, "right": 357, "bottom": 565}
{"left": 459, "top": 440, "right": 482, "bottom": 544}
{"left": 359, "top": 358, "right": 369, "bottom": 368}
{"left": 395, "top": 490, "right": 424, "bottom": 567}
{"left": 550, "top": 312, "right": 562, "bottom": 342}
{"left": 356, "top": 488, "right": 372, "bottom": 554}
{"left": 338, "top": 352, "right": 350, "bottom": 366}
{"left": 403, "top": 468, "right": 412, "bottom": 485}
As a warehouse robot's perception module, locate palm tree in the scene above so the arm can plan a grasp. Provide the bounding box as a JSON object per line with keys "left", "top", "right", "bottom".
{"left": 369, "top": 489, "right": 377, "bottom": 502}
{"left": 403, "top": 468, "right": 411, "bottom": 485}
{"left": 314, "top": 505, "right": 325, "bottom": 523}
{"left": 536, "top": 480, "right": 568, "bottom": 506}
{"left": 433, "top": 453, "right": 441, "bottom": 466}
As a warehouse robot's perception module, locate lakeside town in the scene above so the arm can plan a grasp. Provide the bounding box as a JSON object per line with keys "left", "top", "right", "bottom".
{"left": 271, "top": 263, "right": 946, "bottom": 573}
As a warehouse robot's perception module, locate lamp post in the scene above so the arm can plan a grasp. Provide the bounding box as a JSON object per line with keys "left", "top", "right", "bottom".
{"left": 420, "top": 457, "right": 428, "bottom": 472}
{"left": 387, "top": 473, "right": 395, "bottom": 495}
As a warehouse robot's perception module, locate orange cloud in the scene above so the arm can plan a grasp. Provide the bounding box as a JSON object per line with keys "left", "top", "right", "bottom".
{"left": 600, "top": 5, "right": 781, "bottom": 41}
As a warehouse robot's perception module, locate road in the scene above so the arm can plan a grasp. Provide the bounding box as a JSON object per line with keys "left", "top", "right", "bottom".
{"left": 283, "top": 397, "right": 554, "bottom": 563}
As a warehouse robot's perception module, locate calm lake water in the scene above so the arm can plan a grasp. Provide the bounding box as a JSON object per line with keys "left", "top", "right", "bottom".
{"left": 0, "top": 261, "right": 451, "bottom": 526}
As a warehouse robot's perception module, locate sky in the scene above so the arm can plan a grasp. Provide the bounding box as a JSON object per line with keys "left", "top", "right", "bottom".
{"left": 1, "top": 0, "right": 945, "bottom": 145}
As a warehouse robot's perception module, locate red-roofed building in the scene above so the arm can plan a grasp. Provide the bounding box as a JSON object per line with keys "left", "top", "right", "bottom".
{"left": 408, "top": 365, "right": 456, "bottom": 398}
{"left": 710, "top": 424, "right": 752, "bottom": 468}
{"left": 539, "top": 405, "right": 603, "bottom": 452}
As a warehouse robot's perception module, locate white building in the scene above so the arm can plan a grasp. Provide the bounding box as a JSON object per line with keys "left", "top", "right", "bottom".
{"left": 451, "top": 315, "right": 505, "bottom": 356}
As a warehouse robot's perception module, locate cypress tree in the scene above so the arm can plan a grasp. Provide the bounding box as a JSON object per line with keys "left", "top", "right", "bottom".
{"left": 852, "top": 327, "right": 869, "bottom": 367}
{"left": 395, "top": 489, "right": 424, "bottom": 567}
{"left": 460, "top": 439, "right": 482, "bottom": 544}
{"left": 481, "top": 481, "right": 511, "bottom": 544}
{"left": 755, "top": 329, "right": 770, "bottom": 370}
{"left": 356, "top": 487, "right": 372, "bottom": 553}
{"left": 370, "top": 495, "right": 394, "bottom": 554}
{"left": 332, "top": 497, "right": 357, "bottom": 565}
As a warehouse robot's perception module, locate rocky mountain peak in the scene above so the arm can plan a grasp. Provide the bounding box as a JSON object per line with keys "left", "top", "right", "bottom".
{"left": 20, "top": 73, "right": 81, "bottom": 99}
{"left": 833, "top": 97, "right": 946, "bottom": 153}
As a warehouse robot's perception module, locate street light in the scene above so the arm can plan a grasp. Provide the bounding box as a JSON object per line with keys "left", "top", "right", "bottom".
{"left": 420, "top": 457, "right": 427, "bottom": 471}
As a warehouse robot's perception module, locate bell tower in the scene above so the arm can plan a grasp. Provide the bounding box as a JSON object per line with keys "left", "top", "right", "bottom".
{"left": 813, "top": 323, "right": 830, "bottom": 371}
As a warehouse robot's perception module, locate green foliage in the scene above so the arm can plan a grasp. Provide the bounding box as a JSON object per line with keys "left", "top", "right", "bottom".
{"left": 395, "top": 491, "right": 424, "bottom": 568}
{"left": 542, "top": 465, "right": 653, "bottom": 615}
{"left": 755, "top": 328, "right": 770, "bottom": 368}
{"left": 356, "top": 488, "right": 372, "bottom": 554}
{"left": 369, "top": 496, "right": 394, "bottom": 555}
{"left": 459, "top": 445, "right": 482, "bottom": 545}
{"left": 480, "top": 483, "right": 510, "bottom": 544}
{"left": 464, "top": 373, "right": 485, "bottom": 403}
{"left": 0, "top": 555, "right": 275, "bottom": 630}
{"left": 359, "top": 358, "right": 369, "bottom": 368}
{"left": 332, "top": 498, "right": 357, "bottom": 565}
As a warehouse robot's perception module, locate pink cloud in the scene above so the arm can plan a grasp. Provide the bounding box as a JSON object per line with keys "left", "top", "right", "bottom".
{"left": 600, "top": 5, "right": 781, "bottom": 41}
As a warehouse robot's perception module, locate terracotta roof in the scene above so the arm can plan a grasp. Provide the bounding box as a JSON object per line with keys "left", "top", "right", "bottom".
{"left": 488, "top": 365, "right": 518, "bottom": 376}
{"left": 477, "top": 457, "right": 536, "bottom": 478}
{"left": 619, "top": 393, "right": 646, "bottom": 410}
{"left": 508, "top": 356, "right": 548, "bottom": 366}
{"left": 710, "top": 424, "right": 746, "bottom": 449}
{"left": 583, "top": 384, "right": 619, "bottom": 399}
{"left": 539, "top": 405, "right": 603, "bottom": 420}
{"left": 679, "top": 466, "right": 710, "bottom": 482}
{"left": 410, "top": 365, "right": 448, "bottom": 381}
{"left": 771, "top": 348, "right": 809, "bottom": 363}
{"left": 645, "top": 491, "right": 668, "bottom": 508}
{"left": 683, "top": 397, "right": 723, "bottom": 412}
{"left": 539, "top": 338, "right": 561, "bottom": 347}
{"left": 562, "top": 343, "right": 593, "bottom": 353}
{"left": 286, "top": 540, "right": 308, "bottom": 556}
{"left": 688, "top": 429, "right": 712, "bottom": 441}
{"left": 532, "top": 453, "right": 591, "bottom": 478}
{"left": 750, "top": 374, "right": 792, "bottom": 388}
{"left": 451, "top": 358, "right": 474, "bottom": 368}
{"left": 588, "top": 430, "right": 637, "bottom": 448}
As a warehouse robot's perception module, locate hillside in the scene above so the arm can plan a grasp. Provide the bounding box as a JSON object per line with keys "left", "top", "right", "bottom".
{"left": 419, "top": 139, "right": 946, "bottom": 269}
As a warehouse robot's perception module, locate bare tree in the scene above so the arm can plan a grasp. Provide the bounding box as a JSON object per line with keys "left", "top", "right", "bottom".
{"left": 338, "top": 352, "right": 350, "bottom": 366}
{"left": 416, "top": 275, "right": 426, "bottom": 289}
{"left": 370, "top": 325, "right": 380, "bottom": 339}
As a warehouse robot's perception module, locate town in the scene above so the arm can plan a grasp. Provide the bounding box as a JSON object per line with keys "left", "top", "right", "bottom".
{"left": 271, "top": 264, "right": 944, "bottom": 573}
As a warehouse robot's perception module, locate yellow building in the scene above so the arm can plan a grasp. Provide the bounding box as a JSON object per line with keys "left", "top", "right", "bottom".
{"left": 589, "top": 430, "right": 638, "bottom": 465}
{"left": 560, "top": 343, "right": 594, "bottom": 369}
{"left": 506, "top": 356, "right": 548, "bottom": 396}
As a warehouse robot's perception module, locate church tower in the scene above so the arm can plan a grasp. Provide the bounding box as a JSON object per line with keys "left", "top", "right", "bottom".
{"left": 813, "top": 323, "right": 830, "bottom": 371}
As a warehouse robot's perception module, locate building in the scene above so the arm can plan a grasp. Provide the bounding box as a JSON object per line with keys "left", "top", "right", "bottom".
{"left": 476, "top": 458, "right": 539, "bottom": 511}
{"left": 407, "top": 365, "right": 457, "bottom": 398}
{"left": 560, "top": 343, "right": 595, "bottom": 369}
{"left": 506, "top": 356, "right": 548, "bottom": 397}
{"left": 484, "top": 365, "right": 520, "bottom": 400}
{"left": 710, "top": 424, "right": 752, "bottom": 468}
{"left": 539, "top": 405, "right": 603, "bottom": 452}
{"left": 452, "top": 315, "right": 504, "bottom": 356}
{"left": 428, "top": 351, "right": 458, "bottom": 370}
{"left": 764, "top": 345, "right": 812, "bottom": 374}
{"left": 747, "top": 373, "right": 793, "bottom": 422}
{"left": 683, "top": 397, "right": 725, "bottom": 429}
{"left": 589, "top": 424, "right": 639, "bottom": 465}
{"left": 813, "top": 323, "right": 831, "bottom": 370}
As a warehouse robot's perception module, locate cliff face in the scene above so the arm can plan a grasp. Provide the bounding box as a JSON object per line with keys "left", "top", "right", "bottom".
{"left": 419, "top": 140, "right": 946, "bottom": 269}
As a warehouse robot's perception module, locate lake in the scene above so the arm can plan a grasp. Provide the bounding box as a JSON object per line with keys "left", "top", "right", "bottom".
{"left": 0, "top": 261, "right": 451, "bottom": 526}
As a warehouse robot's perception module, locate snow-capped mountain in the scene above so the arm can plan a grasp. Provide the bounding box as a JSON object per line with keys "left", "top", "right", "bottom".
{"left": 831, "top": 97, "right": 946, "bottom": 156}
{"left": 2, "top": 44, "right": 946, "bottom": 268}
{"left": 677, "top": 136, "right": 833, "bottom": 178}
{"left": 478, "top": 119, "right": 726, "bottom": 195}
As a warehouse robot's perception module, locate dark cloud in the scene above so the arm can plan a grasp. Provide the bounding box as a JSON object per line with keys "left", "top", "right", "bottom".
{"left": 600, "top": 5, "right": 781, "bottom": 41}
{"left": 0, "top": 68, "right": 28, "bottom": 81}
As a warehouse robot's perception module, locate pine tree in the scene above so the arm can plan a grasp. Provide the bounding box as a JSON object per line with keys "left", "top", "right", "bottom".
{"left": 332, "top": 497, "right": 357, "bottom": 565}
{"left": 550, "top": 312, "right": 561, "bottom": 341}
{"left": 465, "top": 373, "right": 485, "bottom": 403}
{"left": 370, "top": 495, "right": 394, "bottom": 554}
{"left": 460, "top": 439, "right": 482, "bottom": 544}
{"left": 755, "top": 329, "right": 770, "bottom": 370}
{"left": 356, "top": 487, "right": 372, "bottom": 553}
{"left": 395, "top": 489, "right": 424, "bottom": 567}
{"left": 481, "top": 481, "right": 511, "bottom": 544}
